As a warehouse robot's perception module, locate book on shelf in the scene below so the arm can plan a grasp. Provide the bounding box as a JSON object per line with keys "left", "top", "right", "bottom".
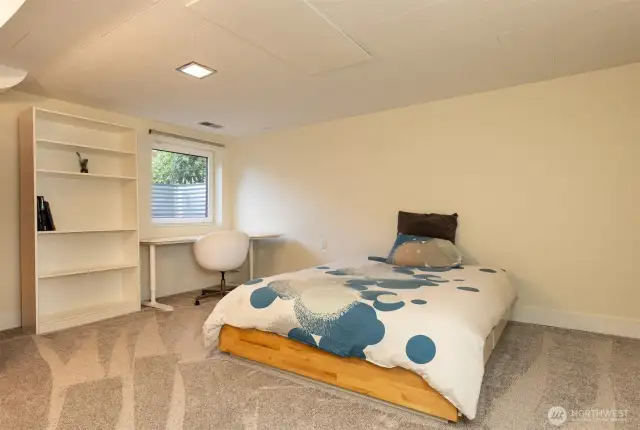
{"left": 36, "top": 197, "right": 44, "bottom": 231}
{"left": 36, "top": 196, "right": 56, "bottom": 231}
{"left": 44, "top": 201, "right": 56, "bottom": 231}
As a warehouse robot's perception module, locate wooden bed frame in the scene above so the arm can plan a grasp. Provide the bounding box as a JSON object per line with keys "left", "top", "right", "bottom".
{"left": 219, "top": 325, "right": 459, "bottom": 422}
{"left": 218, "top": 307, "right": 511, "bottom": 423}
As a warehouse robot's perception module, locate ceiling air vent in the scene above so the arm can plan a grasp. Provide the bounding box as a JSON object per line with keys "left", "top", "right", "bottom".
{"left": 199, "top": 121, "right": 223, "bottom": 129}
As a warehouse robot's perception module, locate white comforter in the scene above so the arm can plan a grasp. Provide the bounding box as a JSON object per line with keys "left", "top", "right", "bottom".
{"left": 203, "top": 258, "right": 516, "bottom": 419}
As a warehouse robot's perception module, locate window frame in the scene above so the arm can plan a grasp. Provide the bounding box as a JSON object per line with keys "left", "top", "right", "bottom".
{"left": 151, "top": 138, "right": 216, "bottom": 225}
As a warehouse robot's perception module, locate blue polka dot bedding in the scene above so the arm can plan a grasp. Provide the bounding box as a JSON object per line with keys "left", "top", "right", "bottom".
{"left": 203, "top": 258, "right": 516, "bottom": 419}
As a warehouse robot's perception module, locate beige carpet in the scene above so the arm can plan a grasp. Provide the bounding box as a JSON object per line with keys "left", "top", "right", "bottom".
{"left": 1, "top": 292, "right": 638, "bottom": 430}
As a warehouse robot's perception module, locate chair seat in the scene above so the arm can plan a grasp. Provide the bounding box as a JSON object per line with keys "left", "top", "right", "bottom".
{"left": 193, "top": 231, "right": 250, "bottom": 272}
{"left": 192, "top": 231, "right": 250, "bottom": 305}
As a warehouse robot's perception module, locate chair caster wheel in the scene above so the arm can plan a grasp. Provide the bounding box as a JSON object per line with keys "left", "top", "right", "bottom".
{"left": 194, "top": 299, "right": 200, "bottom": 306}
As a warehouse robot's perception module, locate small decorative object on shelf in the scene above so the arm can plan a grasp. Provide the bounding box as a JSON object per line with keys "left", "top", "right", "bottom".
{"left": 76, "top": 152, "right": 89, "bottom": 173}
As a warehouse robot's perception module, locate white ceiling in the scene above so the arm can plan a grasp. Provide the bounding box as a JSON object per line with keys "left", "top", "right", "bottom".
{"left": 1, "top": 0, "right": 639, "bottom": 135}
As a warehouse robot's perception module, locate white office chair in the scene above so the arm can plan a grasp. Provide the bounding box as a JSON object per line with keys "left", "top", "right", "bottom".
{"left": 193, "top": 230, "right": 250, "bottom": 305}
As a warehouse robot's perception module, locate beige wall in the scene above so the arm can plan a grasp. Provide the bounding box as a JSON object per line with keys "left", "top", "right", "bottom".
{"left": 233, "top": 63, "right": 640, "bottom": 332}
{"left": 0, "top": 90, "right": 236, "bottom": 330}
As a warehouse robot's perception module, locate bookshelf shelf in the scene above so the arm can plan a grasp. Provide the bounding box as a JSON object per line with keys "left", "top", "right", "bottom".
{"left": 20, "top": 107, "right": 141, "bottom": 334}
{"left": 39, "top": 301, "right": 140, "bottom": 333}
{"left": 38, "top": 228, "right": 137, "bottom": 235}
{"left": 39, "top": 264, "right": 138, "bottom": 279}
{"left": 37, "top": 139, "right": 136, "bottom": 156}
{"left": 35, "top": 108, "right": 132, "bottom": 132}
{"left": 40, "top": 301, "right": 135, "bottom": 324}
{"left": 36, "top": 169, "right": 136, "bottom": 181}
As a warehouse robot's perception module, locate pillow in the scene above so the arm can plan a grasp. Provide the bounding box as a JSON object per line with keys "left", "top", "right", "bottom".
{"left": 387, "top": 234, "right": 462, "bottom": 268}
{"left": 397, "top": 211, "right": 458, "bottom": 243}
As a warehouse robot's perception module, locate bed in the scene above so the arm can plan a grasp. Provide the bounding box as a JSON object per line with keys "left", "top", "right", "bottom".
{"left": 203, "top": 257, "right": 516, "bottom": 422}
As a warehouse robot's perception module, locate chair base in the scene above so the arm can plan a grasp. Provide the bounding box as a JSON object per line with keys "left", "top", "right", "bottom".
{"left": 194, "top": 286, "right": 238, "bottom": 305}
{"left": 194, "top": 272, "right": 236, "bottom": 305}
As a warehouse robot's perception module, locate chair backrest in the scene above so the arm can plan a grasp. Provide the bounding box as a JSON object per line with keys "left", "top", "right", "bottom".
{"left": 193, "top": 230, "right": 250, "bottom": 272}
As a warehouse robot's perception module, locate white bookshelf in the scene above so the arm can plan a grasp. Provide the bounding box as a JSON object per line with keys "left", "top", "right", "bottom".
{"left": 19, "top": 107, "right": 141, "bottom": 334}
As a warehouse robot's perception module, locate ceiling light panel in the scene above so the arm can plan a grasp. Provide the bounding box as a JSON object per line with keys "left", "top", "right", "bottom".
{"left": 177, "top": 61, "right": 216, "bottom": 78}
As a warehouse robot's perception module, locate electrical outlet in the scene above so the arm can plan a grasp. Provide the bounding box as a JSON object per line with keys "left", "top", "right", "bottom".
{"left": 321, "top": 238, "right": 327, "bottom": 250}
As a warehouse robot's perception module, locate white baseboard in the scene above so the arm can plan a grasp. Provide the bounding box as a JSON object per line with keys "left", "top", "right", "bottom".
{"left": 511, "top": 305, "right": 640, "bottom": 339}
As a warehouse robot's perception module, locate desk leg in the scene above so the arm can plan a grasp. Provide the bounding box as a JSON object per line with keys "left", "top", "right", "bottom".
{"left": 142, "top": 244, "right": 174, "bottom": 312}
{"left": 249, "top": 239, "right": 255, "bottom": 280}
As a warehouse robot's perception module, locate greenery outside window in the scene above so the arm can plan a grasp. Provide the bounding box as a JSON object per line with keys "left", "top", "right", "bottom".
{"left": 151, "top": 140, "right": 214, "bottom": 224}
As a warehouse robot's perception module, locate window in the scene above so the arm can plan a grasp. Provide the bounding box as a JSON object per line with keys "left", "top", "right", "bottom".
{"left": 151, "top": 140, "right": 215, "bottom": 224}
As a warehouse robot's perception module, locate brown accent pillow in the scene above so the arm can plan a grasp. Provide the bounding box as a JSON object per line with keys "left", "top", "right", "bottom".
{"left": 397, "top": 211, "right": 459, "bottom": 243}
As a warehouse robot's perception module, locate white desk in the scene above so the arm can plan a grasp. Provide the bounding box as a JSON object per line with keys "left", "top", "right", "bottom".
{"left": 140, "top": 233, "right": 281, "bottom": 311}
